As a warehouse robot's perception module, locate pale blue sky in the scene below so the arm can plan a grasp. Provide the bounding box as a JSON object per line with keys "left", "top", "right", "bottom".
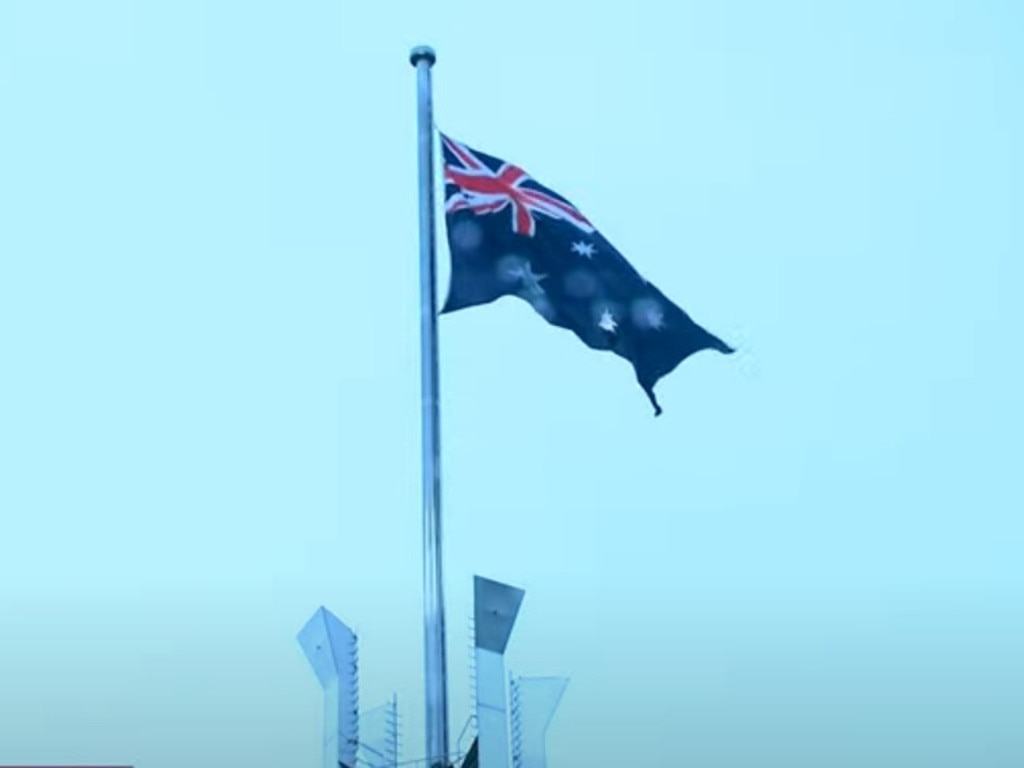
{"left": 1, "top": 0, "right": 1022, "bottom": 766}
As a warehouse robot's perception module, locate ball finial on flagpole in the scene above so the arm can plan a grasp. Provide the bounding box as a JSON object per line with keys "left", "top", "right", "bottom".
{"left": 410, "top": 45, "right": 436, "bottom": 67}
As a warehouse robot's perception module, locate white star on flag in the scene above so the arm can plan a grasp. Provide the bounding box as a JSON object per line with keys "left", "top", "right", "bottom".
{"left": 571, "top": 241, "right": 596, "bottom": 258}
{"left": 598, "top": 308, "right": 618, "bottom": 333}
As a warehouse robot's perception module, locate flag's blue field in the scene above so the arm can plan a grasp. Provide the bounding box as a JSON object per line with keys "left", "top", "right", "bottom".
{"left": 0, "top": 1, "right": 1021, "bottom": 767}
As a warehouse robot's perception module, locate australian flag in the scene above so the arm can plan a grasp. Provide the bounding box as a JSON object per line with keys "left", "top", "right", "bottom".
{"left": 439, "top": 134, "right": 733, "bottom": 416}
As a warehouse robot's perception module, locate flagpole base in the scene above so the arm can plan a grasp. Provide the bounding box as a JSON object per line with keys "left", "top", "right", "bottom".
{"left": 410, "top": 45, "right": 437, "bottom": 67}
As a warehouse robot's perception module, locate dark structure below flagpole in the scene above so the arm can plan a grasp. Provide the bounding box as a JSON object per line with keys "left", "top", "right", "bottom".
{"left": 410, "top": 44, "right": 449, "bottom": 768}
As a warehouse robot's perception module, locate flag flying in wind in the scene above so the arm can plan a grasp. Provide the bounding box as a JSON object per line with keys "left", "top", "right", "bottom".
{"left": 439, "top": 133, "right": 733, "bottom": 416}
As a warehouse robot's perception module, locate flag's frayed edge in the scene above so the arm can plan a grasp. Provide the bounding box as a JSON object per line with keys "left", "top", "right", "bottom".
{"left": 643, "top": 340, "right": 736, "bottom": 417}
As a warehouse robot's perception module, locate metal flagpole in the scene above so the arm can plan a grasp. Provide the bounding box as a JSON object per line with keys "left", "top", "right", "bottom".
{"left": 409, "top": 44, "right": 449, "bottom": 768}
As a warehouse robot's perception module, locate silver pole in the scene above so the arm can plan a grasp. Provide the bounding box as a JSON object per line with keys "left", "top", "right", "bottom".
{"left": 409, "top": 44, "right": 449, "bottom": 768}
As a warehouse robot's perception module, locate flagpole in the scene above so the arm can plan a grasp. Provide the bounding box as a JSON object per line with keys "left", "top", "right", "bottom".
{"left": 410, "top": 44, "right": 449, "bottom": 768}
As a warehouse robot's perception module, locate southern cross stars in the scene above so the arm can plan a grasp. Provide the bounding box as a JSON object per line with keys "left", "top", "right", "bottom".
{"left": 634, "top": 299, "right": 665, "bottom": 330}
{"left": 597, "top": 301, "right": 666, "bottom": 334}
{"left": 571, "top": 241, "right": 596, "bottom": 258}
{"left": 598, "top": 308, "right": 618, "bottom": 333}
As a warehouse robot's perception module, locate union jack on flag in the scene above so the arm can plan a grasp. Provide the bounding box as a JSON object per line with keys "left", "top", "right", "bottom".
{"left": 441, "top": 134, "right": 594, "bottom": 237}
